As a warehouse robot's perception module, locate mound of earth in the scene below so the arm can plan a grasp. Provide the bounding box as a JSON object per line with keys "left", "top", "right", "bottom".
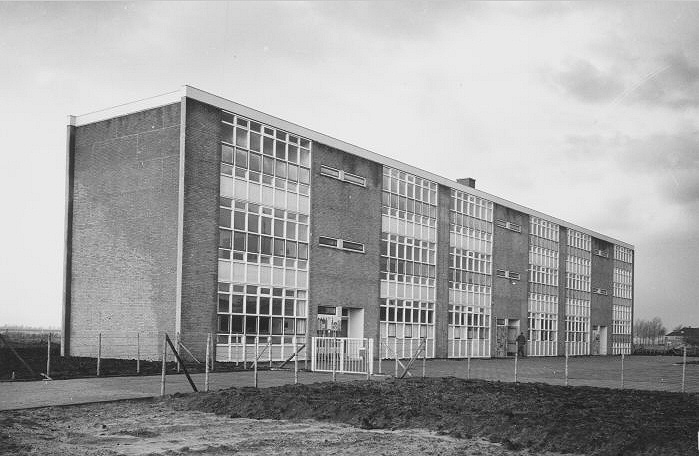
{"left": 171, "top": 377, "right": 699, "bottom": 455}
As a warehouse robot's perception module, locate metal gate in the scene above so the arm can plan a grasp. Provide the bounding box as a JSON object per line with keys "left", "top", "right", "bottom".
{"left": 311, "top": 337, "right": 374, "bottom": 375}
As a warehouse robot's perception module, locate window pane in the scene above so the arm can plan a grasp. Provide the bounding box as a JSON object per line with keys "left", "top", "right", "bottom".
{"left": 247, "top": 214, "right": 259, "bottom": 233}
{"left": 246, "top": 296, "right": 257, "bottom": 314}
{"left": 222, "top": 124, "right": 234, "bottom": 144}
{"left": 231, "top": 294, "right": 244, "bottom": 313}
{"left": 275, "top": 160, "right": 287, "bottom": 179}
{"left": 318, "top": 237, "right": 337, "bottom": 247}
{"left": 218, "top": 294, "right": 229, "bottom": 313}
{"left": 288, "top": 164, "right": 298, "bottom": 182}
{"left": 298, "top": 243, "right": 308, "bottom": 260}
{"left": 222, "top": 145, "right": 234, "bottom": 164}
{"left": 261, "top": 216, "right": 272, "bottom": 235}
{"left": 263, "top": 156, "right": 275, "bottom": 175}
{"left": 246, "top": 316, "right": 257, "bottom": 334}
{"left": 236, "top": 128, "right": 248, "bottom": 148}
{"left": 274, "top": 238, "right": 285, "bottom": 256}
{"left": 233, "top": 231, "right": 245, "bottom": 251}
{"left": 288, "top": 145, "right": 298, "bottom": 163}
{"left": 219, "top": 209, "right": 231, "bottom": 228}
{"left": 219, "top": 229, "right": 232, "bottom": 249}
{"left": 263, "top": 136, "right": 274, "bottom": 155}
{"left": 300, "top": 149, "right": 310, "bottom": 167}
{"left": 275, "top": 140, "right": 286, "bottom": 159}
{"left": 235, "top": 149, "right": 247, "bottom": 168}
{"left": 272, "top": 298, "right": 283, "bottom": 315}
{"left": 231, "top": 315, "right": 243, "bottom": 333}
{"left": 247, "top": 234, "right": 259, "bottom": 253}
{"left": 259, "top": 297, "right": 270, "bottom": 314}
{"left": 218, "top": 315, "right": 230, "bottom": 333}
{"left": 298, "top": 167, "right": 310, "bottom": 184}
{"left": 261, "top": 236, "right": 273, "bottom": 255}
{"left": 286, "top": 241, "right": 297, "bottom": 258}
{"left": 250, "top": 132, "right": 261, "bottom": 152}
{"left": 249, "top": 153, "right": 261, "bottom": 172}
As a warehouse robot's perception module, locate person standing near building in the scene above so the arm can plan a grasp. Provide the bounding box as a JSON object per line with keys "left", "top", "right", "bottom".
{"left": 516, "top": 332, "right": 527, "bottom": 357}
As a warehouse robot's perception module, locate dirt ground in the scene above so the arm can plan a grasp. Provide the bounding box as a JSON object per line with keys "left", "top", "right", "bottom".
{"left": 0, "top": 400, "right": 563, "bottom": 456}
{"left": 2, "top": 378, "right": 698, "bottom": 455}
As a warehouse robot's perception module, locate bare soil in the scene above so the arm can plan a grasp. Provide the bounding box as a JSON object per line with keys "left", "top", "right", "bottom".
{"left": 173, "top": 377, "right": 699, "bottom": 455}
{"left": 0, "top": 400, "right": 559, "bottom": 456}
{"left": 2, "top": 377, "right": 696, "bottom": 455}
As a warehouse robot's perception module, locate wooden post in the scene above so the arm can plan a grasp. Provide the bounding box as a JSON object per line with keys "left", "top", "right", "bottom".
{"left": 514, "top": 350, "right": 518, "bottom": 383}
{"left": 242, "top": 338, "right": 247, "bottom": 370}
{"left": 682, "top": 346, "right": 687, "bottom": 393}
{"left": 421, "top": 338, "right": 426, "bottom": 378}
{"left": 46, "top": 333, "right": 51, "bottom": 379}
{"left": 254, "top": 337, "right": 259, "bottom": 388}
{"left": 160, "top": 335, "right": 167, "bottom": 396}
{"left": 332, "top": 337, "right": 337, "bottom": 382}
{"left": 564, "top": 342, "right": 569, "bottom": 387}
{"left": 294, "top": 336, "right": 299, "bottom": 384}
{"left": 378, "top": 338, "right": 382, "bottom": 374}
{"left": 176, "top": 332, "right": 181, "bottom": 373}
{"left": 268, "top": 337, "right": 272, "bottom": 369}
{"left": 205, "top": 333, "right": 211, "bottom": 392}
{"left": 210, "top": 334, "right": 215, "bottom": 372}
{"left": 394, "top": 338, "right": 398, "bottom": 377}
{"left": 467, "top": 339, "right": 471, "bottom": 380}
{"left": 96, "top": 333, "right": 102, "bottom": 377}
{"left": 620, "top": 353, "right": 625, "bottom": 389}
{"left": 136, "top": 332, "right": 140, "bottom": 374}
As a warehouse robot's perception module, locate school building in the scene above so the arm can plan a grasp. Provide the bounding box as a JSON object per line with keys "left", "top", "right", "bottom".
{"left": 62, "top": 86, "right": 634, "bottom": 362}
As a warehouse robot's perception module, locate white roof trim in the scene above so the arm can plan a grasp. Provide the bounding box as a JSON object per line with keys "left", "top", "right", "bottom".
{"left": 69, "top": 85, "right": 634, "bottom": 249}
{"left": 69, "top": 89, "right": 183, "bottom": 127}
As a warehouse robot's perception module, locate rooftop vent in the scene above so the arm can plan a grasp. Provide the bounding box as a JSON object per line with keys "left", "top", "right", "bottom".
{"left": 457, "top": 177, "right": 476, "bottom": 188}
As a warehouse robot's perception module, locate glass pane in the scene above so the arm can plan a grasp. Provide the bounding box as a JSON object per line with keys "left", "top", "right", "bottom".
{"left": 249, "top": 153, "right": 261, "bottom": 172}
{"left": 298, "top": 167, "right": 310, "bottom": 184}
{"left": 233, "top": 231, "right": 246, "bottom": 251}
{"left": 218, "top": 294, "right": 229, "bottom": 313}
{"left": 247, "top": 234, "right": 259, "bottom": 253}
{"left": 231, "top": 315, "right": 243, "bottom": 333}
{"left": 222, "top": 145, "right": 234, "bottom": 164}
{"left": 219, "top": 229, "right": 232, "bottom": 249}
{"left": 275, "top": 140, "right": 286, "bottom": 159}
{"left": 263, "top": 156, "right": 275, "bottom": 175}
{"left": 231, "top": 294, "right": 244, "bottom": 313}
{"left": 222, "top": 123, "right": 234, "bottom": 144}
{"left": 263, "top": 136, "right": 274, "bottom": 155}
{"left": 261, "top": 236, "right": 272, "bottom": 255}
{"left": 275, "top": 160, "right": 287, "bottom": 179}
{"left": 219, "top": 208, "right": 231, "bottom": 228}
{"left": 250, "top": 132, "right": 261, "bottom": 151}
{"left": 218, "top": 315, "right": 230, "bottom": 333}
{"left": 236, "top": 128, "right": 248, "bottom": 148}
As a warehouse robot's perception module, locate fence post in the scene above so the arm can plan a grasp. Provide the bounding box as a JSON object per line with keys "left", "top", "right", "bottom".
{"left": 682, "top": 346, "right": 687, "bottom": 393}
{"left": 514, "top": 350, "right": 518, "bottom": 383}
{"left": 268, "top": 337, "right": 272, "bottom": 369}
{"left": 160, "top": 335, "right": 167, "bottom": 396}
{"left": 332, "top": 337, "right": 337, "bottom": 382}
{"left": 46, "top": 333, "right": 51, "bottom": 378}
{"left": 422, "top": 338, "right": 426, "bottom": 378}
{"left": 467, "top": 339, "right": 471, "bottom": 380}
{"left": 205, "top": 333, "right": 211, "bottom": 392}
{"left": 254, "top": 337, "right": 259, "bottom": 388}
{"left": 96, "top": 333, "right": 102, "bottom": 377}
{"left": 136, "top": 332, "right": 140, "bottom": 374}
{"left": 394, "top": 338, "right": 398, "bottom": 377}
{"left": 242, "top": 337, "right": 247, "bottom": 370}
{"left": 564, "top": 342, "right": 569, "bottom": 387}
{"left": 210, "top": 335, "right": 215, "bottom": 372}
{"left": 176, "top": 332, "right": 181, "bottom": 373}
{"left": 364, "top": 338, "right": 374, "bottom": 380}
{"left": 620, "top": 353, "right": 625, "bottom": 389}
{"left": 294, "top": 336, "right": 299, "bottom": 384}
{"left": 378, "top": 338, "right": 382, "bottom": 374}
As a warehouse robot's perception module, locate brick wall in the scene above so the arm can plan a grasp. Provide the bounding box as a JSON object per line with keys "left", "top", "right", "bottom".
{"left": 308, "top": 143, "right": 382, "bottom": 348}
{"left": 591, "top": 237, "right": 614, "bottom": 353}
{"left": 434, "top": 185, "right": 451, "bottom": 358}
{"left": 68, "top": 103, "right": 181, "bottom": 360}
{"left": 492, "top": 204, "right": 530, "bottom": 321}
{"left": 179, "top": 98, "right": 221, "bottom": 358}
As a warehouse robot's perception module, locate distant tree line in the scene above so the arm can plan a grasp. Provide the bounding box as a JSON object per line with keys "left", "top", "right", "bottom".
{"left": 633, "top": 317, "right": 666, "bottom": 346}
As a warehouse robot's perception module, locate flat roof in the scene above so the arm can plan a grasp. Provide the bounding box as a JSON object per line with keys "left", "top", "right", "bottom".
{"left": 70, "top": 85, "right": 634, "bottom": 250}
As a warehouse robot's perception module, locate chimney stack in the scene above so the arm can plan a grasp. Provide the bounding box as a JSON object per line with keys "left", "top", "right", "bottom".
{"left": 457, "top": 177, "right": 476, "bottom": 188}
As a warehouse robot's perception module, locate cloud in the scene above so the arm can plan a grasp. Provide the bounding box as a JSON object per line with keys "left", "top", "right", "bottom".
{"left": 552, "top": 59, "right": 624, "bottom": 103}
{"left": 627, "top": 53, "right": 699, "bottom": 108}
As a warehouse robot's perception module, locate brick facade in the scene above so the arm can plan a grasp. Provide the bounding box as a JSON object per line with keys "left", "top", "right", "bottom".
{"left": 308, "top": 143, "right": 382, "bottom": 345}
{"left": 67, "top": 103, "right": 181, "bottom": 359}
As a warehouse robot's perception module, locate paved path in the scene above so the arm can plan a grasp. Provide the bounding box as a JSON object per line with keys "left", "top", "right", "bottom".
{"left": 2, "top": 355, "right": 696, "bottom": 410}
{"left": 0, "top": 369, "right": 362, "bottom": 411}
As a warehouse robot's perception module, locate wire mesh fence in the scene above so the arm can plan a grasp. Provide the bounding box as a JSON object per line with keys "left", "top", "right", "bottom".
{"left": 1, "top": 329, "right": 696, "bottom": 394}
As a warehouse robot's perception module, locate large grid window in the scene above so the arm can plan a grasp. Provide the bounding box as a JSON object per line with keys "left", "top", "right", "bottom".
{"left": 219, "top": 199, "right": 309, "bottom": 262}
{"left": 380, "top": 299, "right": 434, "bottom": 339}
{"left": 568, "top": 230, "right": 591, "bottom": 251}
{"left": 565, "top": 298, "right": 590, "bottom": 355}
{"left": 217, "top": 284, "right": 307, "bottom": 344}
{"left": 530, "top": 217, "right": 559, "bottom": 242}
{"left": 612, "top": 304, "right": 632, "bottom": 336}
{"left": 614, "top": 245, "right": 633, "bottom": 264}
{"left": 528, "top": 293, "right": 558, "bottom": 356}
{"left": 449, "top": 248, "right": 492, "bottom": 286}
{"left": 613, "top": 267, "right": 633, "bottom": 299}
{"left": 529, "top": 245, "right": 559, "bottom": 269}
{"left": 382, "top": 167, "right": 438, "bottom": 222}
{"left": 529, "top": 265, "right": 558, "bottom": 286}
{"left": 218, "top": 113, "right": 311, "bottom": 362}
{"left": 380, "top": 233, "right": 436, "bottom": 283}
{"left": 449, "top": 305, "right": 490, "bottom": 340}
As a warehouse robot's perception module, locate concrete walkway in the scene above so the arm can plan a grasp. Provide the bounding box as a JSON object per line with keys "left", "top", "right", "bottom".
{"left": 0, "top": 369, "right": 362, "bottom": 411}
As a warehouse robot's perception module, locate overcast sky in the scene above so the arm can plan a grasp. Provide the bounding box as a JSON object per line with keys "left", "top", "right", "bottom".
{"left": 1, "top": 2, "right": 697, "bottom": 330}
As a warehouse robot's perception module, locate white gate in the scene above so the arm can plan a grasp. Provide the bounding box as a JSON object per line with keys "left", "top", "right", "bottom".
{"left": 311, "top": 337, "right": 374, "bottom": 375}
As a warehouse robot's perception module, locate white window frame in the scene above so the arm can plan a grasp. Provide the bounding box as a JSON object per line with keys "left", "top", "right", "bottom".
{"left": 495, "top": 219, "right": 522, "bottom": 233}
{"left": 318, "top": 236, "right": 365, "bottom": 253}
{"left": 320, "top": 164, "right": 366, "bottom": 187}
